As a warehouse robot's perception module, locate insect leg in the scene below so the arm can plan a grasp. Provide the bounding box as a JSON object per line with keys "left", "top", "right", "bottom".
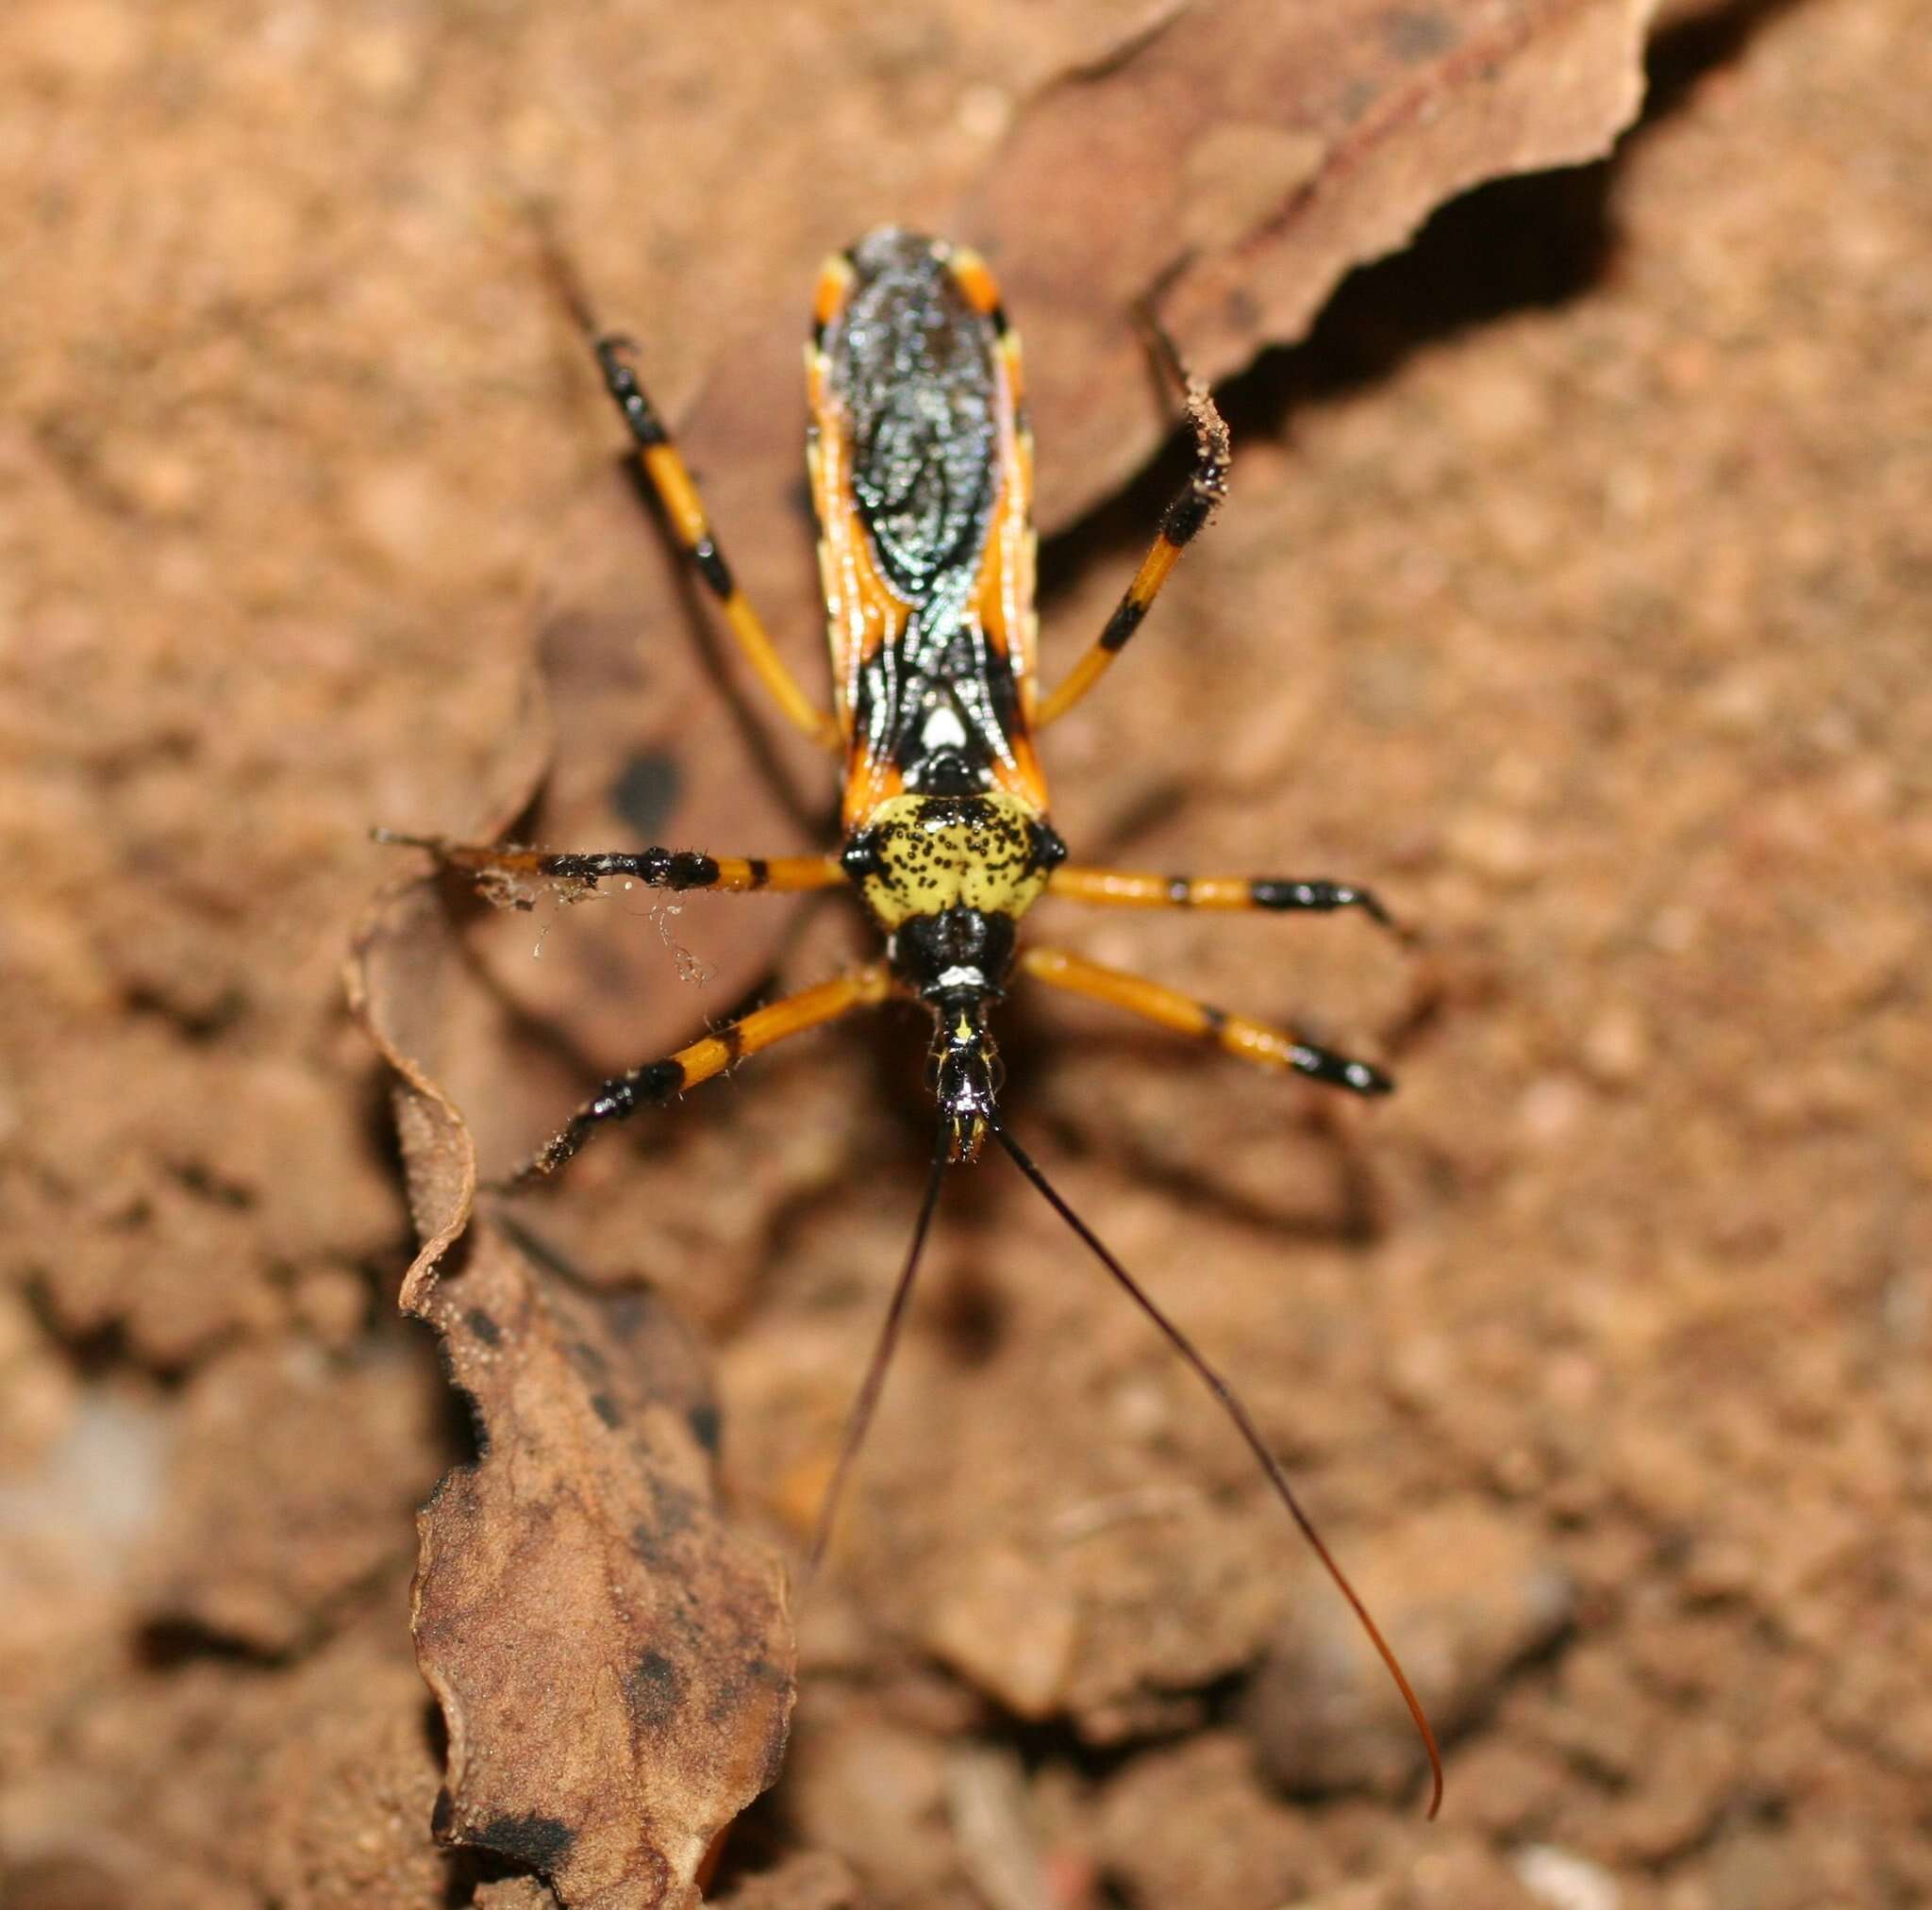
{"left": 1046, "top": 866, "right": 1410, "bottom": 941}
{"left": 502, "top": 961, "right": 894, "bottom": 1186}
{"left": 1019, "top": 945, "right": 1391, "bottom": 1096}
{"left": 581, "top": 325, "right": 841, "bottom": 751}
{"left": 1035, "top": 377, "right": 1229, "bottom": 728}
{"left": 374, "top": 831, "right": 843, "bottom": 907}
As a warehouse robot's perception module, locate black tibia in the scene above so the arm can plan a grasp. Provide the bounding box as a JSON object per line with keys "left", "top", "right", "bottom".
{"left": 538, "top": 848, "right": 725, "bottom": 890}
{"left": 689, "top": 538, "right": 732, "bottom": 598}
{"left": 1099, "top": 593, "right": 1148, "bottom": 655}
{"left": 1159, "top": 380, "right": 1231, "bottom": 547}
{"left": 1289, "top": 1045, "right": 1393, "bottom": 1096}
{"left": 592, "top": 335, "right": 670, "bottom": 448}
{"left": 1246, "top": 879, "right": 1391, "bottom": 921}
{"left": 508, "top": 1059, "right": 686, "bottom": 1187}
{"left": 372, "top": 831, "right": 766, "bottom": 906}
{"left": 1174, "top": 876, "right": 1406, "bottom": 935}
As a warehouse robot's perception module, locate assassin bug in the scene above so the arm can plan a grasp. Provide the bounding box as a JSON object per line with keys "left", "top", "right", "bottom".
{"left": 382, "top": 228, "right": 1442, "bottom": 1815}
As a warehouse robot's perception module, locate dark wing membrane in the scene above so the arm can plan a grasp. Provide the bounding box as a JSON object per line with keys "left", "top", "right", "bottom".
{"left": 809, "top": 231, "right": 1045, "bottom": 825}
{"left": 835, "top": 233, "right": 1000, "bottom": 599}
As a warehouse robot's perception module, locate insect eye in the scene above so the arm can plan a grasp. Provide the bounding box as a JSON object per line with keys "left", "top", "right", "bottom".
{"left": 841, "top": 834, "right": 884, "bottom": 881}
{"left": 1027, "top": 821, "right": 1069, "bottom": 872}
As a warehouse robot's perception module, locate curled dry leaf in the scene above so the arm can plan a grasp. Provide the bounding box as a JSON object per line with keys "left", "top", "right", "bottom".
{"left": 354, "top": 897, "right": 796, "bottom": 1907}
{"left": 966, "top": 0, "right": 1663, "bottom": 529}
{"left": 411, "top": 1224, "right": 791, "bottom": 1910}
{"left": 350, "top": 473, "right": 807, "bottom": 1906}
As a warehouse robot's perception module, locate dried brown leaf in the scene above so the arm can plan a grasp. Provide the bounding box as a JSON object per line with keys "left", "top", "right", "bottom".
{"left": 964, "top": 0, "right": 1660, "bottom": 530}
{"left": 347, "top": 643, "right": 548, "bottom": 1309}
{"left": 411, "top": 1222, "right": 791, "bottom": 1909}
{"left": 350, "top": 473, "right": 806, "bottom": 1906}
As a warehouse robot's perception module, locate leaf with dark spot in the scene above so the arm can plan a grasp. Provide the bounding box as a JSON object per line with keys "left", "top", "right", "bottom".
{"left": 610, "top": 751, "right": 685, "bottom": 841}
{"left": 478, "top": 1812, "right": 577, "bottom": 1873}
{"left": 351, "top": 635, "right": 797, "bottom": 1904}
{"left": 404, "top": 1225, "right": 792, "bottom": 1909}
{"left": 625, "top": 1651, "right": 683, "bottom": 1730}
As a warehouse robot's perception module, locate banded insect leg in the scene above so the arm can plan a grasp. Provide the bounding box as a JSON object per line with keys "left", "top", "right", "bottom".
{"left": 1047, "top": 865, "right": 1409, "bottom": 941}
{"left": 501, "top": 961, "right": 894, "bottom": 1185}
{"left": 374, "top": 830, "right": 843, "bottom": 908}
{"left": 1019, "top": 945, "right": 1392, "bottom": 1096}
{"left": 1035, "top": 376, "right": 1230, "bottom": 727}
{"left": 539, "top": 240, "right": 840, "bottom": 751}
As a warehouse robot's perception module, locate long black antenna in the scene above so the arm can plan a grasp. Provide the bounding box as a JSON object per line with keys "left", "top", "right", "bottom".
{"left": 806, "top": 1128, "right": 952, "bottom": 1574}
{"left": 990, "top": 1118, "right": 1444, "bottom": 1819}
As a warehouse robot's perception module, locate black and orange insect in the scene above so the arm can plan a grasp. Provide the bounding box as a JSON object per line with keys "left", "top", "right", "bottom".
{"left": 383, "top": 228, "right": 1442, "bottom": 1814}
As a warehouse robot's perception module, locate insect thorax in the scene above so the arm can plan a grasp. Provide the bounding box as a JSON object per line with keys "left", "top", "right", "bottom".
{"left": 845, "top": 790, "right": 1062, "bottom": 1000}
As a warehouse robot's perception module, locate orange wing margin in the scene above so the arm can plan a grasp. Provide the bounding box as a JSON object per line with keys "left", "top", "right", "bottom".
{"left": 807, "top": 240, "right": 1047, "bottom": 829}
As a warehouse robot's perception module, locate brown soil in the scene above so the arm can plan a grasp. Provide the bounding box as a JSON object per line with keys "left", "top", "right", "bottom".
{"left": 4, "top": 1, "right": 1929, "bottom": 1906}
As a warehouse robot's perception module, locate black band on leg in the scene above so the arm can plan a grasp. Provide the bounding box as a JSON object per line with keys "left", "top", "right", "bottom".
{"left": 594, "top": 337, "right": 670, "bottom": 447}
{"left": 540, "top": 848, "right": 722, "bottom": 891}
{"left": 690, "top": 538, "right": 734, "bottom": 599}
{"left": 1249, "top": 879, "right": 1394, "bottom": 928}
{"left": 519, "top": 1057, "right": 687, "bottom": 1183}
{"left": 1160, "top": 486, "right": 1217, "bottom": 548}
{"left": 1100, "top": 598, "right": 1148, "bottom": 653}
{"left": 1290, "top": 1045, "right": 1392, "bottom": 1095}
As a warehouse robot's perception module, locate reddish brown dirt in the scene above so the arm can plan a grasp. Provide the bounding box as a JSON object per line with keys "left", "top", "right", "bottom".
{"left": 4, "top": 2, "right": 1929, "bottom": 1906}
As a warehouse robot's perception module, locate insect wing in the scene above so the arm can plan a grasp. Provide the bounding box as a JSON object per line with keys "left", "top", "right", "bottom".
{"left": 808, "top": 230, "right": 1045, "bottom": 827}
